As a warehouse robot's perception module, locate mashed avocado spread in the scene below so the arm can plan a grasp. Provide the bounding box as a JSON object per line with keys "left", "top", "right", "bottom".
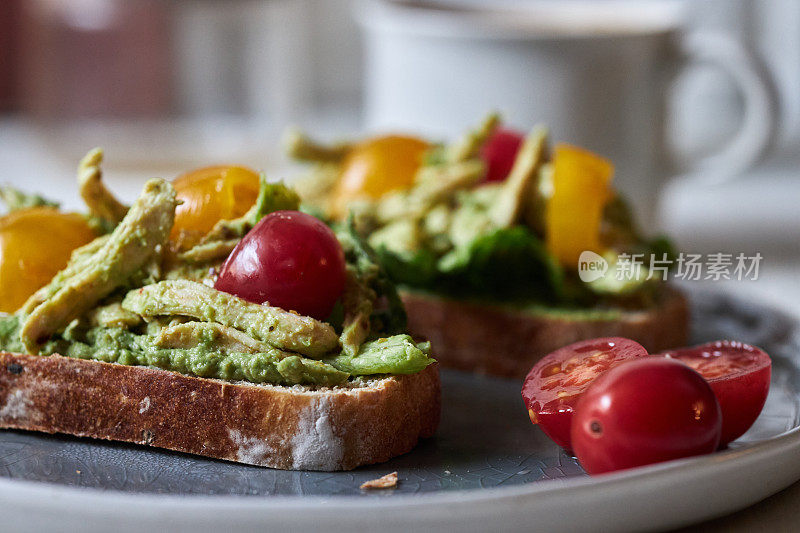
{"left": 0, "top": 151, "right": 434, "bottom": 386}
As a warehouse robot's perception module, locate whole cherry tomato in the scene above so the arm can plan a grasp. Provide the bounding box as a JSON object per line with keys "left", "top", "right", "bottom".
{"left": 0, "top": 207, "right": 97, "bottom": 313}
{"left": 171, "top": 165, "right": 260, "bottom": 248}
{"left": 659, "top": 341, "right": 771, "bottom": 446}
{"left": 215, "top": 210, "right": 346, "bottom": 320}
{"left": 333, "top": 135, "right": 429, "bottom": 217}
{"left": 480, "top": 128, "right": 524, "bottom": 182}
{"left": 572, "top": 358, "right": 722, "bottom": 475}
{"left": 521, "top": 337, "right": 648, "bottom": 449}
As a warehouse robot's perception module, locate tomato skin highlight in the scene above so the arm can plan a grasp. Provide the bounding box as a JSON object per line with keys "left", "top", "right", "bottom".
{"left": 658, "top": 341, "right": 772, "bottom": 446}
{"left": 521, "top": 337, "right": 648, "bottom": 449}
{"left": 480, "top": 128, "right": 524, "bottom": 182}
{"left": 572, "top": 358, "right": 722, "bottom": 475}
{"left": 215, "top": 210, "right": 346, "bottom": 320}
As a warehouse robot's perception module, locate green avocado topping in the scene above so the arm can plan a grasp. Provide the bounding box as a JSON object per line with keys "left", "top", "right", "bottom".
{"left": 288, "top": 114, "right": 676, "bottom": 310}
{"left": 45, "top": 325, "right": 350, "bottom": 386}
{"left": 0, "top": 164, "right": 435, "bottom": 386}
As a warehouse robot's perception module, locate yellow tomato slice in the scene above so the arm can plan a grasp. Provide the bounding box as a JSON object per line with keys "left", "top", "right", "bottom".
{"left": 333, "top": 135, "right": 429, "bottom": 217}
{"left": 171, "top": 165, "right": 260, "bottom": 248}
{"left": 545, "top": 144, "right": 614, "bottom": 267}
{"left": 0, "top": 207, "right": 97, "bottom": 313}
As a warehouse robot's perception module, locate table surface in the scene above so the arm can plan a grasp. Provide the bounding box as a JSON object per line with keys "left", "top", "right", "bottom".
{"left": 1, "top": 119, "right": 799, "bottom": 532}
{"left": 678, "top": 482, "right": 800, "bottom": 532}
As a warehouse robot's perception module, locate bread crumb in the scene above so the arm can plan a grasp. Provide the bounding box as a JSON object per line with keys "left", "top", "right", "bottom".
{"left": 360, "top": 472, "right": 398, "bottom": 490}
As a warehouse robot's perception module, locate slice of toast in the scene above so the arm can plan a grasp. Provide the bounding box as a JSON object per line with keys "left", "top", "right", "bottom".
{"left": 403, "top": 287, "right": 689, "bottom": 378}
{"left": 0, "top": 352, "right": 440, "bottom": 471}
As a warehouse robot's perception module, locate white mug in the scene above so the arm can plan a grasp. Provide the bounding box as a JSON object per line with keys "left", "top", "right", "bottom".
{"left": 358, "top": 0, "right": 778, "bottom": 226}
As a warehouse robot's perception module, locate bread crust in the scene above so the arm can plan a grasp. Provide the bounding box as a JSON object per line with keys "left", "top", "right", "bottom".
{"left": 403, "top": 287, "right": 689, "bottom": 378}
{"left": 0, "top": 353, "right": 440, "bottom": 471}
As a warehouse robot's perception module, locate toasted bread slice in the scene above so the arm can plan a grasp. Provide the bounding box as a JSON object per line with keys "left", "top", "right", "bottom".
{"left": 0, "top": 353, "right": 440, "bottom": 471}
{"left": 403, "top": 287, "right": 688, "bottom": 378}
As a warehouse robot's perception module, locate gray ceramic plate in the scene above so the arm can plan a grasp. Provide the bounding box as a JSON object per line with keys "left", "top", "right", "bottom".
{"left": 1, "top": 290, "right": 799, "bottom": 532}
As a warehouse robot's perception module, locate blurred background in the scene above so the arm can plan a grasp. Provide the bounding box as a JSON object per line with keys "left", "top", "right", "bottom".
{"left": 0, "top": 0, "right": 798, "bottom": 312}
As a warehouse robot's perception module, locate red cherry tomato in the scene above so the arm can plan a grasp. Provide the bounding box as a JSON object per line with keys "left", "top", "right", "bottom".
{"left": 658, "top": 341, "right": 771, "bottom": 446}
{"left": 572, "top": 358, "right": 722, "bottom": 475}
{"left": 521, "top": 337, "right": 648, "bottom": 449}
{"left": 215, "top": 211, "right": 346, "bottom": 320}
{"left": 480, "top": 128, "right": 524, "bottom": 182}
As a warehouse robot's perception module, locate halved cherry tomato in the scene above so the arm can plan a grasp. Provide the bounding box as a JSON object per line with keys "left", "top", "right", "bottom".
{"left": 521, "top": 337, "right": 648, "bottom": 449}
{"left": 0, "top": 207, "right": 97, "bottom": 312}
{"left": 215, "top": 210, "right": 346, "bottom": 320}
{"left": 572, "top": 358, "right": 722, "bottom": 475}
{"left": 480, "top": 128, "right": 524, "bottom": 182}
{"left": 333, "top": 135, "right": 429, "bottom": 217}
{"left": 171, "top": 165, "right": 260, "bottom": 248}
{"left": 658, "top": 341, "right": 771, "bottom": 446}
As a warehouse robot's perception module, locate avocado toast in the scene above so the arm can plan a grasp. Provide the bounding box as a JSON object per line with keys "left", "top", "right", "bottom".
{"left": 0, "top": 151, "right": 440, "bottom": 471}
{"left": 286, "top": 114, "right": 688, "bottom": 378}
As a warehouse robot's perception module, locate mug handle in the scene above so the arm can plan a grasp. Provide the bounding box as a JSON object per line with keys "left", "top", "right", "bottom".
{"left": 674, "top": 31, "right": 778, "bottom": 184}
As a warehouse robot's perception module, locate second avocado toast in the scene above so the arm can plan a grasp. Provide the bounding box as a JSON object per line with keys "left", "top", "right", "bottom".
{"left": 286, "top": 114, "right": 688, "bottom": 377}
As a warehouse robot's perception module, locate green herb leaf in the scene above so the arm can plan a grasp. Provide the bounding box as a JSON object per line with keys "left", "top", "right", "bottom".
{"left": 437, "top": 226, "right": 563, "bottom": 301}
{"left": 377, "top": 226, "right": 563, "bottom": 302}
